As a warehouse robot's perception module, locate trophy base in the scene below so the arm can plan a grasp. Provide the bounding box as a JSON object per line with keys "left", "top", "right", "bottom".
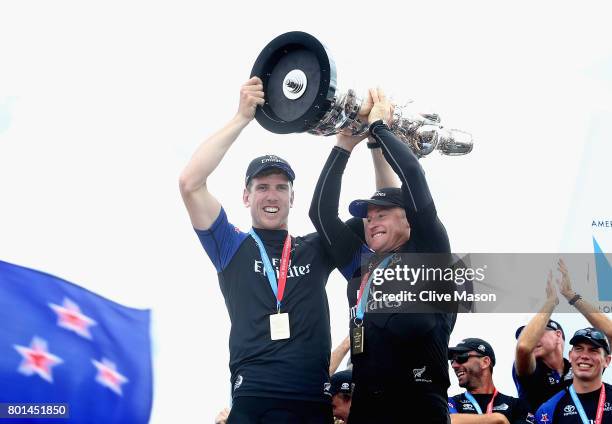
{"left": 250, "top": 31, "right": 337, "bottom": 134}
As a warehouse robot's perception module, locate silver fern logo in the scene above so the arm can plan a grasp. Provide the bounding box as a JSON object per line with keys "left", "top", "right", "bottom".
{"left": 233, "top": 375, "right": 243, "bottom": 391}
{"left": 413, "top": 366, "right": 426, "bottom": 378}
{"left": 413, "top": 365, "right": 432, "bottom": 383}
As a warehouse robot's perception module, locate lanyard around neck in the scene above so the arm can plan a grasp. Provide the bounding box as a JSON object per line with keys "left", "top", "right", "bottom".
{"left": 355, "top": 255, "right": 393, "bottom": 321}
{"left": 569, "top": 384, "right": 606, "bottom": 424}
{"left": 464, "top": 389, "right": 498, "bottom": 415}
{"left": 249, "top": 229, "right": 292, "bottom": 312}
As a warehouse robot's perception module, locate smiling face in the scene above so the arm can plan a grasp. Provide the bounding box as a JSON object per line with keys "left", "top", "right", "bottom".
{"left": 451, "top": 351, "right": 490, "bottom": 390}
{"left": 364, "top": 205, "right": 411, "bottom": 252}
{"left": 569, "top": 342, "right": 611, "bottom": 382}
{"left": 243, "top": 172, "right": 293, "bottom": 230}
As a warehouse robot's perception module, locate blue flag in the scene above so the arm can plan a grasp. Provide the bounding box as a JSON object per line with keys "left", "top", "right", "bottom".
{"left": 0, "top": 260, "right": 153, "bottom": 423}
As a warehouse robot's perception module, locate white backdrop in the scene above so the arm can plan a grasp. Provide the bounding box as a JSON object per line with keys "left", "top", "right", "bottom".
{"left": 1, "top": 1, "right": 612, "bottom": 422}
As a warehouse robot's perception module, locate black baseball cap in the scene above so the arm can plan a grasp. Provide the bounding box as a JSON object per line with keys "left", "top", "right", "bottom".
{"left": 448, "top": 338, "right": 496, "bottom": 366}
{"left": 349, "top": 187, "right": 405, "bottom": 218}
{"left": 515, "top": 319, "right": 565, "bottom": 340}
{"left": 570, "top": 327, "right": 610, "bottom": 354}
{"left": 328, "top": 370, "right": 353, "bottom": 396}
{"left": 245, "top": 155, "right": 295, "bottom": 187}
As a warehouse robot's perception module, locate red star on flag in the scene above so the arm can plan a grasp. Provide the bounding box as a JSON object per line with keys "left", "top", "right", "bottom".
{"left": 540, "top": 413, "right": 549, "bottom": 423}
{"left": 49, "top": 298, "right": 97, "bottom": 339}
{"left": 14, "top": 336, "right": 63, "bottom": 383}
{"left": 92, "top": 358, "right": 129, "bottom": 396}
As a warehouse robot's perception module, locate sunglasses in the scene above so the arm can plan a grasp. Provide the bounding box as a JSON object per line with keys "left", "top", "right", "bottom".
{"left": 574, "top": 329, "right": 609, "bottom": 348}
{"left": 449, "top": 353, "right": 485, "bottom": 364}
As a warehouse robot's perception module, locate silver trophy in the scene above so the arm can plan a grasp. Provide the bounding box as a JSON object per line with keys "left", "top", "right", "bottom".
{"left": 251, "top": 31, "right": 473, "bottom": 158}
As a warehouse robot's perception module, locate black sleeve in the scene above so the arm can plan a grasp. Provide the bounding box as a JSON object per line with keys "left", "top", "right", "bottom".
{"left": 370, "top": 120, "right": 451, "bottom": 252}
{"left": 345, "top": 217, "right": 365, "bottom": 242}
{"left": 309, "top": 147, "right": 365, "bottom": 270}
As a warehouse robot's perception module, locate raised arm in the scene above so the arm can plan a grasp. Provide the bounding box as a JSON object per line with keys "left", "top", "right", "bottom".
{"left": 369, "top": 136, "right": 401, "bottom": 189}
{"left": 367, "top": 88, "right": 449, "bottom": 251}
{"left": 329, "top": 336, "right": 351, "bottom": 375}
{"left": 368, "top": 88, "right": 433, "bottom": 217}
{"left": 362, "top": 89, "right": 401, "bottom": 190}
{"left": 557, "top": 258, "right": 612, "bottom": 338}
{"left": 514, "top": 272, "right": 559, "bottom": 376}
{"left": 309, "top": 135, "right": 367, "bottom": 273}
{"left": 179, "top": 77, "right": 264, "bottom": 230}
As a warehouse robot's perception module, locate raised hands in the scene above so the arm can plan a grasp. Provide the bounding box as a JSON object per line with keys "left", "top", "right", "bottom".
{"left": 545, "top": 269, "right": 559, "bottom": 307}
{"left": 556, "top": 258, "right": 576, "bottom": 300}
{"left": 335, "top": 87, "right": 395, "bottom": 152}
{"left": 236, "top": 76, "right": 265, "bottom": 124}
{"left": 334, "top": 89, "right": 374, "bottom": 151}
{"left": 367, "top": 87, "right": 394, "bottom": 124}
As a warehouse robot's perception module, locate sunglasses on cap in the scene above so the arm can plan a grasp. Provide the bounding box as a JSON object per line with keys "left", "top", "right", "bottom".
{"left": 570, "top": 328, "right": 611, "bottom": 354}
{"left": 449, "top": 353, "right": 485, "bottom": 364}
{"left": 573, "top": 328, "right": 609, "bottom": 348}
{"left": 574, "top": 328, "right": 606, "bottom": 340}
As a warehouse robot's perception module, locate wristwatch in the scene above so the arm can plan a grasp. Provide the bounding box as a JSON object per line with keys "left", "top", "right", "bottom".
{"left": 568, "top": 293, "right": 582, "bottom": 306}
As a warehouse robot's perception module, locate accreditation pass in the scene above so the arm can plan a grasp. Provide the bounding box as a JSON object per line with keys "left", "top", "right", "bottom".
{"left": 270, "top": 313, "right": 290, "bottom": 340}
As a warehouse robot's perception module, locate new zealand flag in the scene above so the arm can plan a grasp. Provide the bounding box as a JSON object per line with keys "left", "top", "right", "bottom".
{"left": 0, "top": 260, "right": 153, "bottom": 423}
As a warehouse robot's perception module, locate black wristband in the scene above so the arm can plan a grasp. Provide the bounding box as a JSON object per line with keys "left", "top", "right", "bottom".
{"left": 367, "top": 142, "right": 381, "bottom": 149}
{"left": 568, "top": 294, "right": 582, "bottom": 306}
{"left": 333, "top": 145, "right": 351, "bottom": 156}
{"left": 369, "top": 119, "right": 388, "bottom": 132}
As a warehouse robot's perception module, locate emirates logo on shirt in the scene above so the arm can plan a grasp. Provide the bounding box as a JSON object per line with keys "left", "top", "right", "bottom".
{"left": 253, "top": 260, "right": 311, "bottom": 278}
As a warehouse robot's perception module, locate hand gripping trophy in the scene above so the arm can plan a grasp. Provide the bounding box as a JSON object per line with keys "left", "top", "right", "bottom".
{"left": 250, "top": 31, "right": 473, "bottom": 158}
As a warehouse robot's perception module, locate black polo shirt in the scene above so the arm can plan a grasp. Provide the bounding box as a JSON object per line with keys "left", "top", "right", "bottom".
{"left": 196, "top": 208, "right": 335, "bottom": 403}
{"left": 513, "top": 358, "right": 573, "bottom": 412}
{"left": 449, "top": 391, "right": 535, "bottom": 423}
{"left": 535, "top": 383, "right": 612, "bottom": 423}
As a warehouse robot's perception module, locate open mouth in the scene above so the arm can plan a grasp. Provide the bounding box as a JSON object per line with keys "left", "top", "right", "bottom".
{"left": 576, "top": 362, "right": 593, "bottom": 369}
{"left": 264, "top": 206, "right": 279, "bottom": 214}
{"left": 371, "top": 232, "right": 386, "bottom": 239}
{"left": 455, "top": 370, "right": 466, "bottom": 378}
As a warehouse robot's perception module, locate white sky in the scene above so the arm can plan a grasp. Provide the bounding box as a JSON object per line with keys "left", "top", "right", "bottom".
{"left": 1, "top": 1, "right": 612, "bottom": 422}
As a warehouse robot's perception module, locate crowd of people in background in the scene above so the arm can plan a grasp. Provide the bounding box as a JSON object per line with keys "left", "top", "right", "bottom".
{"left": 217, "top": 291, "right": 612, "bottom": 423}
{"left": 181, "top": 79, "right": 612, "bottom": 423}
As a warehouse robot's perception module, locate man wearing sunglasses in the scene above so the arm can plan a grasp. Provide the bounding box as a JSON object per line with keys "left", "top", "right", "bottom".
{"left": 448, "top": 338, "right": 534, "bottom": 424}
{"left": 535, "top": 327, "right": 612, "bottom": 423}
{"left": 514, "top": 260, "right": 612, "bottom": 413}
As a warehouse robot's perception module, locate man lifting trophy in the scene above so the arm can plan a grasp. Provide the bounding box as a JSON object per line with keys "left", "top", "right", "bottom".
{"left": 251, "top": 31, "right": 473, "bottom": 158}
{"left": 182, "top": 30, "right": 470, "bottom": 423}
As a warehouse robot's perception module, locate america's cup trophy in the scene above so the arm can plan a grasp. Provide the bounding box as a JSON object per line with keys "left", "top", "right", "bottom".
{"left": 250, "top": 31, "right": 473, "bottom": 158}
